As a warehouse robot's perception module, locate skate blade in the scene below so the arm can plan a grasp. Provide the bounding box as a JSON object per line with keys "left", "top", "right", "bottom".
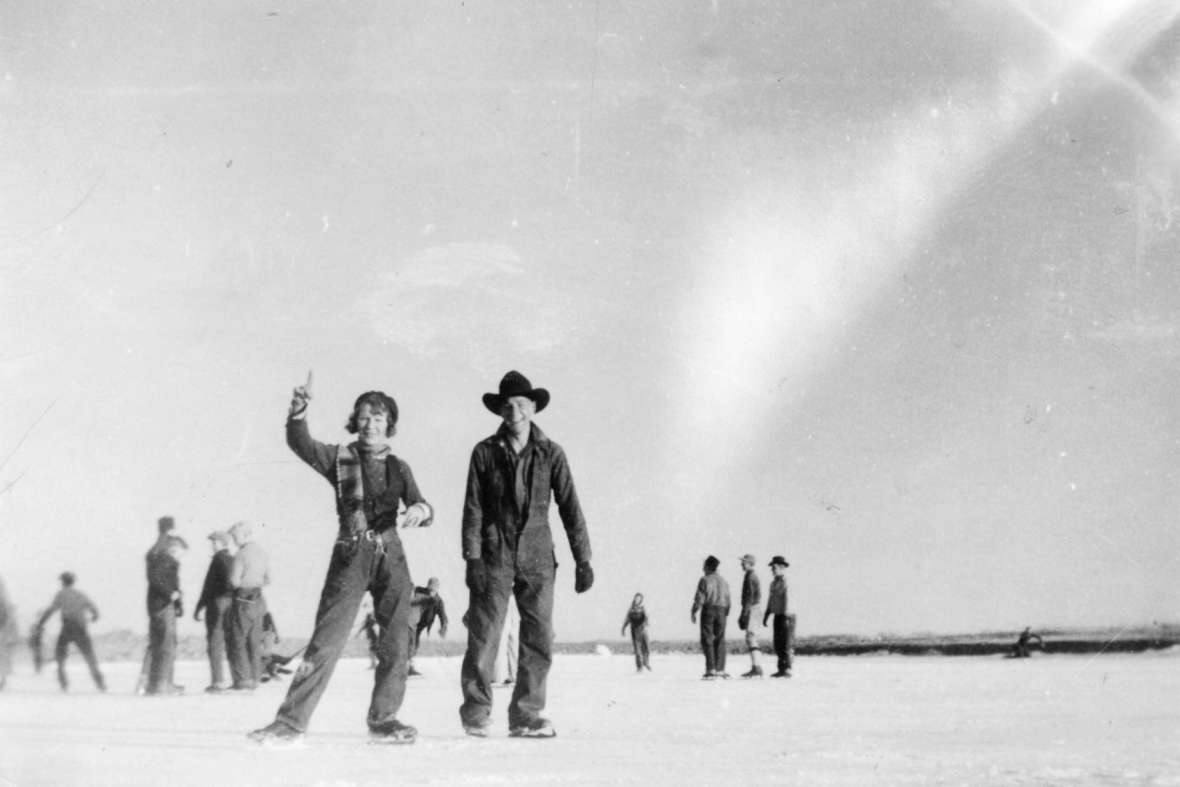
{"left": 368, "top": 733, "right": 417, "bottom": 746}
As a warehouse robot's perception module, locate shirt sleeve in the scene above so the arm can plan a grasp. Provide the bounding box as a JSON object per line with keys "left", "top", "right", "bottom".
{"left": 229, "top": 553, "right": 245, "bottom": 589}
{"left": 692, "top": 577, "right": 707, "bottom": 613}
{"left": 549, "top": 443, "right": 591, "bottom": 564}
{"left": 397, "top": 459, "right": 433, "bottom": 527}
{"left": 286, "top": 417, "right": 337, "bottom": 480}
{"left": 461, "top": 446, "right": 486, "bottom": 560}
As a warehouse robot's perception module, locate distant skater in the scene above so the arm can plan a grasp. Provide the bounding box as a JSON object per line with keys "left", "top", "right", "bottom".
{"left": 737, "top": 554, "right": 764, "bottom": 678}
{"left": 145, "top": 535, "right": 188, "bottom": 695}
{"left": 226, "top": 520, "right": 271, "bottom": 691}
{"left": 36, "top": 572, "right": 106, "bottom": 692}
{"left": 249, "top": 376, "right": 434, "bottom": 745}
{"left": 1010, "top": 627, "right": 1045, "bottom": 658}
{"left": 0, "top": 576, "right": 18, "bottom": 690}
{"left": 762, "top": 555, "right": 794, "bottom": 678}
{"left": 194, "top": 530, "right": 235, "bottom": 693}
{"left": 691, "top": 555, "right": 731, "bottom": 679}
{"left": 138, "top": 517, "right": 186, "bottom": 694}
{"left": 355, "top": 604, "right": 381, "bottom": 669}
{"left": 621, "top": 593, "right": 651, "bottom": 672}
{"left": 407, "top": 578, "right": 448, "bottom": 676}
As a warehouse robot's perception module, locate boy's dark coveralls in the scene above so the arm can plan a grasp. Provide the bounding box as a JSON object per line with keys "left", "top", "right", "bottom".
{"left": 459, "top": 423, "right": 591, "bottom": 729}
{"left": 270, "top": 417, "right": 432, "bottom": 733}
{"left": 195, "top": 546, "right": 233, "bottom": 688}
{"left": 145, "top": 550, "right": 181, "bottom": 693}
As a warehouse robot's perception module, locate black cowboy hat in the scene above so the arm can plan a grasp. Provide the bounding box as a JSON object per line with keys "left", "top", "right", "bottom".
{"left": 482, "top": 370, "right": 550, "bottom": 415}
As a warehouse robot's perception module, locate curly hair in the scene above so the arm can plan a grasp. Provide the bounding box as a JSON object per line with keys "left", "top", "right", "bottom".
{"left": 346, "top": 390, "right": 399, "bottom": 436}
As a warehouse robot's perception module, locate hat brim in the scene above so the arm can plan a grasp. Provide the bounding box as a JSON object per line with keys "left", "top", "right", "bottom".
{"left": 768, "top": 560, "right": 789, "bottom": 567}
{"left": 482, "top": 388, "right": 550, "bottom": 415}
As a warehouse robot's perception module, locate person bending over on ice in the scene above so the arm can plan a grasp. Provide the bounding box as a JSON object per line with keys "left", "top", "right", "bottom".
{"left": 459, "top": 370, "right": 594, "bottom": 739}
{"left": 621, "top": 593, "right": 652, "bottom": 672}
{"left": 1010, "top": 627, "right": 1045, "bottom": 658}
{"left": 407, "top": 577, "right": 448, "bottom": 676}
{"left": 249, "top": 373, "right": 433, "bottom": 746}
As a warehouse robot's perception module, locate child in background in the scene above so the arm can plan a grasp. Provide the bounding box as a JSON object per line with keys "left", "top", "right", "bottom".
{"left": 621, "top": 593, "right": 651, "bottom": 672}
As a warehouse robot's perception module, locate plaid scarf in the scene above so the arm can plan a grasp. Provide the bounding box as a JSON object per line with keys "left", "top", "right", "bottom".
{"left": 335, "top": 442, "right": 391, "bottom": 535}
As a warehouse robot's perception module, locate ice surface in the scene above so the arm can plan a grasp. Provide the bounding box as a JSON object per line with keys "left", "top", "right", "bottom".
{"left": 2, "top": 652, "right": 1178, "bottom": 786}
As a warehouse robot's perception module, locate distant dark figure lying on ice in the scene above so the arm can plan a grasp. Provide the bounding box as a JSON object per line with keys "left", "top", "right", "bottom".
{"left": 1010, "top": 627, "right": 1046, "bottom": 658}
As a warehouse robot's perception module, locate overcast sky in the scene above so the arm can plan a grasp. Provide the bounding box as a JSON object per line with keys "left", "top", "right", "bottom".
{"left": 2, "top": 0, "right": 1178, "bottom": 642}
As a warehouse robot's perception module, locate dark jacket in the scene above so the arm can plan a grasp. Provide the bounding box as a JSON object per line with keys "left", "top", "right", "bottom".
{"left": 765, "top": 576, "right": 788, "bottom": 616}
{"left": 146, "top": 551, "right": 180, "bottom": 615}
{"left": 461, "top": 423, "right": 591, "bottom": 569}
{"left": 195, "top": 549, "right": 234, "bottom": 615}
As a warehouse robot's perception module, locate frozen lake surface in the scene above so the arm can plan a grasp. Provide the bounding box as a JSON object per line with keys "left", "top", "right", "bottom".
{"left": 2, "top": 651, "right": 1178, "bottom": 786}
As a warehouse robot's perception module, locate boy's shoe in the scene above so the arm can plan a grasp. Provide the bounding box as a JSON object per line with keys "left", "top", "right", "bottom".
{"left": 741, "top": 667, "right": 764, "bottom": 679}
{"left": 771, "top": 670, "right": 792, "bottom": 678}
{"left": 205, "top": 684, "right": 228, "bottom": 694}
{"left": 701, "top": 671, "right": 716, "bottom": 680}
{"left": 508, "top": 718, "right": 556, "bottom": 739}
{"left": 248, "top": 721, "right": 303, "bottom": 745}
{"left": 407, "top": 665, "right": 422, "bottom": 677}
{"left": 369, "top": 719, "right": 417, "bottom": 745}
{"left": 463, "top": 719, "right": 492, "bottom": 738}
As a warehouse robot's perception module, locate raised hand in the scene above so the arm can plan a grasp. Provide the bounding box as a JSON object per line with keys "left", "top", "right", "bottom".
{"left": 290, "top": 369, "right": 314, "bottom": 416}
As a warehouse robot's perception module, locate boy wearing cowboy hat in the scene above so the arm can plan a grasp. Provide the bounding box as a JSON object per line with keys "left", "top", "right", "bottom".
{"left": 762, "top": 556, "right": 793, "bottom": 677}
{"left": 459, "top": 370, "right": 593, "bottom": 739}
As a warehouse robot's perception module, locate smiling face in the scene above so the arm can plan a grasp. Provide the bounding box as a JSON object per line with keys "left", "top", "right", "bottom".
{"left": 355, "top": 402, "right": 391, "bottom": 447}
{"left": 500, "top": 395, "right": 536, "bottom": 438}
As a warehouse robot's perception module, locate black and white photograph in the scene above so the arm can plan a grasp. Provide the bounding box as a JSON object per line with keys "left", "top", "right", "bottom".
{"left": 2, "top": 1, "right": 1178, "bottom": 784}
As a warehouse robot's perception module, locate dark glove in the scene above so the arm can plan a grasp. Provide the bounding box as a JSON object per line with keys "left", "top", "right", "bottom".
{"left": 574, "top": 562, "right": 594, "bottom": 593}
{"left": 738, "top": 611, "right": 750, "bottom": 630}
{"left": 465, "top": 558, "right": 488, "bottom": 596}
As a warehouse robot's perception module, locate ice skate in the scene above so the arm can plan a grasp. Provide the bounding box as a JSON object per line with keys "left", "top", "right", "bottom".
{"left": 508, "top": 718, "right": 556, "bottom": 739}
{"left": 368, "top": 719, "right": 417, "bottom": 745}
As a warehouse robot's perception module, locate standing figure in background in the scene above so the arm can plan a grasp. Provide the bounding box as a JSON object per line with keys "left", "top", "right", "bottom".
{"left": 691, "top": 555, "right": 731, "bottom": 680}
{"left": 248, "top": 377, "right": 434, "bottom": 746}
{"left": 28, "top": 611, "right": 45, "bottom": 675}
{"left": 355, "top": 601, "right": 381, "bottom": 669}
{"left": 407, "top": 577, "right": 448, "bottom": 676}
{"left": 226, "top": 520, "right": 270, "bottom": 691}
{"left": 493, "top": 599, "right": 519, "bottom": 686}
{"left": 0, "top": 576, "right": 17, "bottom": 690}
{"left": 459, "top": 371, "right": 594, "bottom": 739}
{"left": 36, "top": 572, "right": 105, "bottom": 692}
{"left": 145, "top": 535, "right": 188, "bottom": 695}
{"left": 762, "top": 555, "right": 793, "bottom": 678}
{"left": 737, "top": 554, "right": 764, "bottom": 678}
{"left": 621, "top": 593, "right": 651, "bottom": 672}
{"left": 194, "top": 530, "right": 235, "bottom": 693}
{"left": 137, "top": 516, "right": 182, "bottom": 694}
